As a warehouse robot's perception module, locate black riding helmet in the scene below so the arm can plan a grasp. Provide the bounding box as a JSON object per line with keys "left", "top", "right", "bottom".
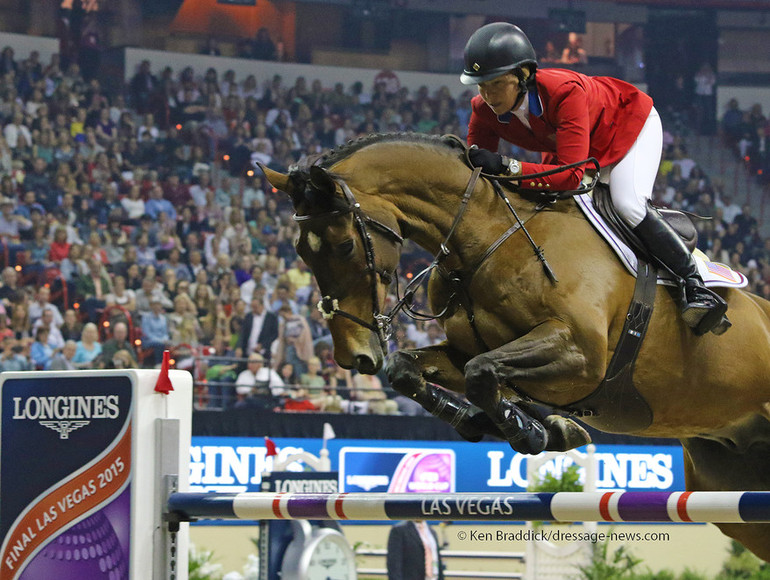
{"left": 460, "top": 22, "right": 537, "bottom": 85}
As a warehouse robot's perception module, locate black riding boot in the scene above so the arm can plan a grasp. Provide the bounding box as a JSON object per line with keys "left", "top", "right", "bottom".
{"left": 633, "top": 208, "right": 730, "bottom": 335}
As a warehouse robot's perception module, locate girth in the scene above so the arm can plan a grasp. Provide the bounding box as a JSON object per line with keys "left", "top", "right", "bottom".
{"left": 559, "top": 257, "right": 657, "bottom": 432}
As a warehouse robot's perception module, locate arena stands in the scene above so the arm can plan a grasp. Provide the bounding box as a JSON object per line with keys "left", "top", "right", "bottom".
{"left": 0, "top": 42, "right": 767, "bottom": 413}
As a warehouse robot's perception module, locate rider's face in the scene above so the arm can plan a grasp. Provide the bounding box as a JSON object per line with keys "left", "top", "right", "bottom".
{"left": 478, "top": 73, "right": 520, "bottom": 116}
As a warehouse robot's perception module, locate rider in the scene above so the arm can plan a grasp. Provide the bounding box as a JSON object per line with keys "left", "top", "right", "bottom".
{"left": 460, "top": 22, "right": 729, "bottom": 335}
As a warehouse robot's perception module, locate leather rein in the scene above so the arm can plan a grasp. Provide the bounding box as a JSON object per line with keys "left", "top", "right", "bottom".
{"left": 295, "top": 148, "right": 600, "bottom": 351}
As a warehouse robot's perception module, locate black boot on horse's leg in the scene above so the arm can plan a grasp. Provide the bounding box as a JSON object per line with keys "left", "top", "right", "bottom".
{"left": 495, "top": 400, "right": 549, "bottom": 454}
{"left": 633, "top": 208, "right": 730, "bottom": 335}
{"left": 465, "top": 355, "right": 548, "bottom": 454}
{"left": 385, "top": 350, "right": 503, "bottom": 443}
{"left": 425, "top": 391, "right": 502, "bottom": 443}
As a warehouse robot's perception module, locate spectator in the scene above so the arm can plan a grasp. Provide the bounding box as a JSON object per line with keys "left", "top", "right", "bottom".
{"left": 274, "top": 303, "right": 313, "bottom": 375}
{"left": 168, "top": 293, "right": 202, "bottom": 346}
{"left": 130, "top": 60, "right": 158, "bottom": 114}
{"left": 721, "top": 99, "right": 744, "bottom": 146}
{"left": 540, "top": 40, "right": 561, "bottom": 64}
{"left": 299, "top": 356, "right": 325, "bottom": 390}
{"left": 252, "top": 28, "right": 277, "bottom": 61}
{"left": 0, "top": 266, "right": 22, "bottom": 305}
{"left": 189, "top": 171, "right": 214, "bottom": 208}
{"left": 49, "top": 339, "right": 78, "bottom": 370}
{"left": 73, "top": 321, "right": 102, "bottom": 369}
{"left": 0, "top": 336, "right": 31, "bottom": 371}
{"left": 109, "top": 348, "right": 137, "bottom": 369}
{"left": 0, "top": 197, "right": 32, "bottom": 261}
{"left": 28, "top": 285, "right": 63, "bottom": 326}
{"left": 734, "top": 204, "right": 758, "bottom": 240}
{"left": 387, "top": 520, "right": 443, "bottom": 580}
{"left": 4, "top": 111, "right": 32, "bottom": 149}
{"left": 98, "top": 321, "right": 137, "bottom": 368}
{"left": 145, "top": 184, "right": 177, "bottom": 222}
{"left": 163, "top": 173, "right": 192, "bottom": 207}
{"left": 270, "top": 283, "right": 298, "bottom": 314}
{"left": 560, "top": 33, "right": 587, "bottom": 65}
{"left": 351, "top": 371, "right": 398, "bottom": 415}
{"left": 121, "top": 185, "right": 145, "bottom": 223}
{"left": 32, "top": 308, "right": 65, "bottom": 350}
{"left": 239, "top": 266, "right": 264, "bottom": 304}
{"left": 141, "top": 297, "right": 170, "bottom": 366}
{"left": 236, "top": 297, "right": 279, "bottom": 359}
{"left": 135, "top": 276, "right": 172, "bottom": 317}
{"left": 693, "top": 62, "right": 717, "bottom": 135}
{"left": 236, "top": 351, "right": 285, "bottom": 396}
{"left": 30, "top": 326, "right": 55, "bottom": 369}
{"left": 60, "top": 308, "right": 83, "bottom": 341}
{"left": 76, "top": 257, "right": 112, "bottom": 322}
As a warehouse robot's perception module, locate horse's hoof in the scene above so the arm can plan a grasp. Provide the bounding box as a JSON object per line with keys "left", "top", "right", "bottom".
{"left": 544, "top": 415, "right": 592, "bottom": 452}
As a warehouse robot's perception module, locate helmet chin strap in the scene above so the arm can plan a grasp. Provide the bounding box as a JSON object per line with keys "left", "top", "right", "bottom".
{"left": 509, "top": 68, "right": 531, "bottom": 112}
{"left": 513, "top": 68, "right": 529, "bottom": 95}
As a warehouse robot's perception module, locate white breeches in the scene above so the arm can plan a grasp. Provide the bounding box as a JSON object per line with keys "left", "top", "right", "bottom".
{"left": 607, "top": 107, "right": 663, "bottom": 227}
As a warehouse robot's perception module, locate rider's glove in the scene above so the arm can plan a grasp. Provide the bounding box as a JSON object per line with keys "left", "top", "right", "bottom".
{"left": 469, "top": 146, "right": 521, "bottom": 176}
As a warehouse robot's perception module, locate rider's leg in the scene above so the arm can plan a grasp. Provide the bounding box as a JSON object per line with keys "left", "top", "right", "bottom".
{"left": 609, "top": 107, "right": 729, "bottom": 335}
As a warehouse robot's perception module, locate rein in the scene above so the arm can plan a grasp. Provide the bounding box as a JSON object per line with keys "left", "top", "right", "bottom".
{"left": 296, "top": 149, "right": 600, "bottom": 350}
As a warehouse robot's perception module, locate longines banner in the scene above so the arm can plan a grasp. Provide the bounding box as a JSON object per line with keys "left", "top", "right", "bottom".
{"left": 190, "top": 436, "right": 686, "bottom": 497}
{"left": 0, "top": 375, "right": 133, "bottom": 580}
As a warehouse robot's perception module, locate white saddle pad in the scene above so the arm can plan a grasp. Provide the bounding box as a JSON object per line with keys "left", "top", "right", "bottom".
{"left": 574, "top": 193, "right": 747, "bottom": 289}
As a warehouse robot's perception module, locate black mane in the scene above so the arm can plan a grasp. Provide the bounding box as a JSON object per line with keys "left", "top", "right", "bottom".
{"left": 315, "top": 132, "right": 465, "bottom": 169}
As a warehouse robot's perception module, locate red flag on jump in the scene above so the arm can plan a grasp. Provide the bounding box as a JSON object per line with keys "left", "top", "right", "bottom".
{"left": 154, "top": 350, "right": 174, "bottom": 394}
{"left": 264, "top": 436, "right": 277, "bottom": 457}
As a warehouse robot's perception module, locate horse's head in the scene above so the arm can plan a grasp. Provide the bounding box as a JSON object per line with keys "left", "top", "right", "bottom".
{"left": 261, "top": 163, "right": 403, "bottom": 374}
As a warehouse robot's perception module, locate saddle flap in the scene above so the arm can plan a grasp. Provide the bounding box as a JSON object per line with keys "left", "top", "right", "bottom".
{"left": 592, "top": 183, "right": 697, "bottom": 253}
{"left": 575, "top": 188, "right": 747, "bottom": 289}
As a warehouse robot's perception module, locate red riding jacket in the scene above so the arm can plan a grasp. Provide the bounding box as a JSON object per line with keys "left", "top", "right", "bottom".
{"left": 467, "top": 68, "right": 654, "bottom": 191}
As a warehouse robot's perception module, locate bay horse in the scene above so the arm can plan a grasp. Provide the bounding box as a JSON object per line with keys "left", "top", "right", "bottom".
{"left": 260, "top": 133, "right": 770, "bottom": 560}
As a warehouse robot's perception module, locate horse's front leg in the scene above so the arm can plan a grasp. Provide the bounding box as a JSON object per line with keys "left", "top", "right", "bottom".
{"left": 385, "top": 342, "right": 504, "bottom": 443}
{"left": 465, "top": 320, "right": 592, "bottom": 454}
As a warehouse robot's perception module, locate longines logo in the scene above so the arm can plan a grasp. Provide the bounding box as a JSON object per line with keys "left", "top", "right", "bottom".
{"left": 12, "top": 395, "right": 120, "bottom": 440}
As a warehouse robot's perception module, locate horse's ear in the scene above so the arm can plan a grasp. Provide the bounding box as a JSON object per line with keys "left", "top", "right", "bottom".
{"left": 258, "top": 163, "right": 293, "bottom": 195}
{"left": 309, "top": 166, "right": 337, "bottom": 198}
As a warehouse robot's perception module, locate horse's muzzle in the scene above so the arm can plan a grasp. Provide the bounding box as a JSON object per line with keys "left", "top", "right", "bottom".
{"left": 355, "top": 354, "right": 380, "bottom": 375}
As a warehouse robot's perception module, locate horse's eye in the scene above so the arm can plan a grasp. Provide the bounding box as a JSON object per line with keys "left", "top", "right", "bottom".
{"left": 380, "top": 271, "right": 393, "bottom": 285}
{"left": 335, "top": 239, "right": 355, "bottom": 258}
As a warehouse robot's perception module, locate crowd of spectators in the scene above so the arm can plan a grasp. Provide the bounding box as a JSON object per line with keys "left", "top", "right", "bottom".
{"left": 0, "top": 42, "right": 767, "bottom": 413}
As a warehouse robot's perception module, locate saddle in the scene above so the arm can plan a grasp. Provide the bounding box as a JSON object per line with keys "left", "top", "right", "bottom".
{"left": 591, "top": 182, "right": 697, "bottom": 258}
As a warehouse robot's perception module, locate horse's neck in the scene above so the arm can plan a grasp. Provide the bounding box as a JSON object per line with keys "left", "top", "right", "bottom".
{"left": 336, "top": 146, "right": 531, "bottom": 263}
{"left": 388, "top": 171, "right": 521, "bottom": 265}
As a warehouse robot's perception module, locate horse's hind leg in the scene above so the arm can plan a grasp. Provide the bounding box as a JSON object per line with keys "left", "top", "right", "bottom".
{"left": 385, "top": 343, "right": 504, "bottom": 443}
{"left": 464, "top": 320, "right": 592, "bottom": 454}
{"left": 682, "top": 417, "right": 770, "bottom": 562}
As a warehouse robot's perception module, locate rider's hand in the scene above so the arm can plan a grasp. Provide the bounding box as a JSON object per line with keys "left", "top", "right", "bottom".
{"left": 468, "top": 146, "right": 506, "bottom": 174}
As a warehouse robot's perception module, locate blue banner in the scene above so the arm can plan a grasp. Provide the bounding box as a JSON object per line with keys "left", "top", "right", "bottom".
{"left": 190, "top": 437, "right": 686, "bottom": 495}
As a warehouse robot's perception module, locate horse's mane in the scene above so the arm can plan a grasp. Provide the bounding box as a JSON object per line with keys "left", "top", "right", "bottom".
{"left": 288, "top": 133, "right": 466, "bottom": 215}
{"left": 314, "top": 132, "right": 465, "bottom": 169}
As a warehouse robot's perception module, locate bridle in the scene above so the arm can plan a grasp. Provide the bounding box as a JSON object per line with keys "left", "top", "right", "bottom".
{"left": 295, "top": 177, "right": 403, "bottom": 350}
{"left": 294, "top": 153, "right": 600, "bottom": 352}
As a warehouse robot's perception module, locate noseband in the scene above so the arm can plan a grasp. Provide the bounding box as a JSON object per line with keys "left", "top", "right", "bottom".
{"left": 294, "top": 177, "right": 403, "bottom": 350}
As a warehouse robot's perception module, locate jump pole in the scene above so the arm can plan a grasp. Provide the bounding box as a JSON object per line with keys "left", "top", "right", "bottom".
{"left": 167, "top": 491, "right": 770, "bottom": 524}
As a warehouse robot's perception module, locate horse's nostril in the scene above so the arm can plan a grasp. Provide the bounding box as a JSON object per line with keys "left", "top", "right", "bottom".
{"left": 355, "top": 355, "right": 376, "bottom": 375}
